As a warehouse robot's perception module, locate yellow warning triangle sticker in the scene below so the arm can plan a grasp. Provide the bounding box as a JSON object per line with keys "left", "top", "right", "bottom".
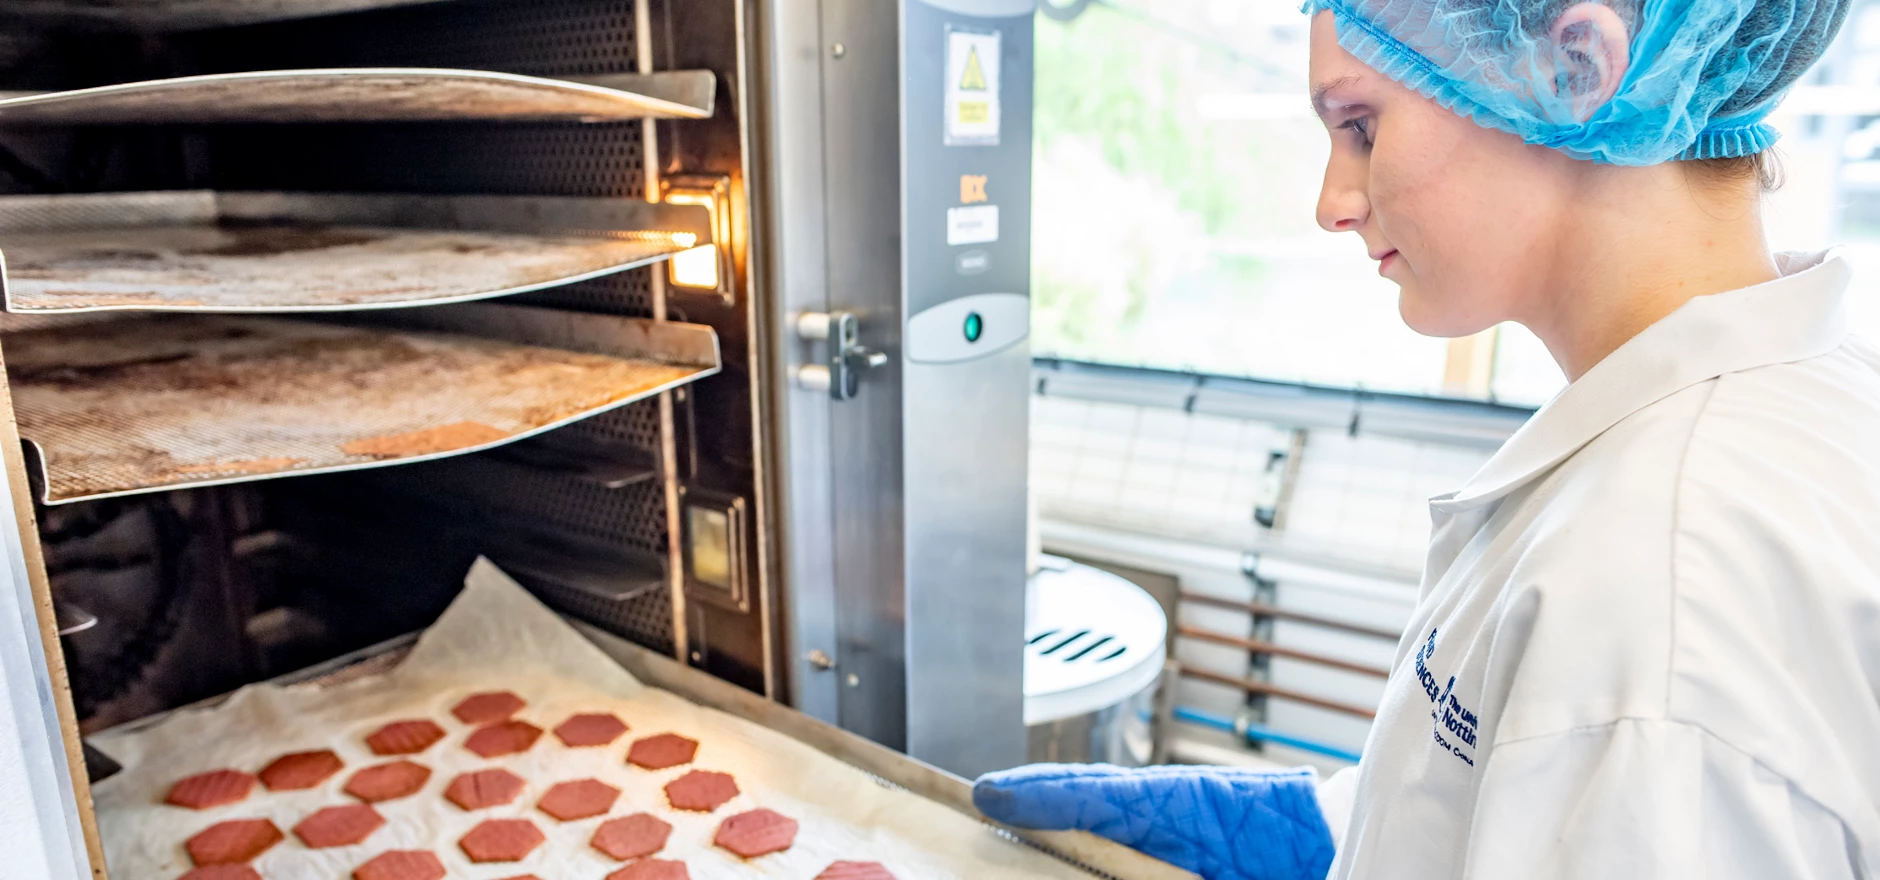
{"left": 960, "top": 46, "right": 988, "bottom": 91}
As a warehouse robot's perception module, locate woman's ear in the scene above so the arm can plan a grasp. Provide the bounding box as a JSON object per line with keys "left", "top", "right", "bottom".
{"left": 1550, "top": 2, "right": 1631, "bottom": 122}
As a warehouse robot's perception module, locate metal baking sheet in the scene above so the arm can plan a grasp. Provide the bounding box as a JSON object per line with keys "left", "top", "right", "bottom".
{"left": 90, "top": 561, "right": 1193, "bottom": 880}
{"left": 0, "top": 69, "right": 715, "bottom": 125}
{"left": 5, "top": 306, "right": 722, "bottom": 504}
{"left": 2, "top": 0, "right": 455, "bottom": 30}
{"left": 0, "top": 191, "right": 712, "bottom": 314}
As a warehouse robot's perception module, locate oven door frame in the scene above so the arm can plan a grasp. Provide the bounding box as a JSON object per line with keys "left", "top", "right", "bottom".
{"left": 1, "top": 340, "right": 104, "bottom": 879}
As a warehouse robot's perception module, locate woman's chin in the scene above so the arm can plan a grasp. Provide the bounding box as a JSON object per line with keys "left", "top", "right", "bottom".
{"left": 1398, "top": 289, "right": 1493, "bottom": 339}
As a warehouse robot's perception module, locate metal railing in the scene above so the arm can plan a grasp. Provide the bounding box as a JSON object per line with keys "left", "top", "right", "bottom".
{"left": 1033, "top": 357, "right": 1533, "bottom": 450}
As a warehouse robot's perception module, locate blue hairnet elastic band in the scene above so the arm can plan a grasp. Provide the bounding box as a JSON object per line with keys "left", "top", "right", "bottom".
{"left": 1680, "top": 123, "right": 1783, "bottom": 161}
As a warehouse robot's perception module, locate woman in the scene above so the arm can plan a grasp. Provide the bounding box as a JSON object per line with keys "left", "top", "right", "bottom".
{"left": 977, "top": 1, "right": 1879, "bottom": 878}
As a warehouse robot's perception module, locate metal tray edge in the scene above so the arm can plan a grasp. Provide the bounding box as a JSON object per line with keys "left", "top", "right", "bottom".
{"left": 570, "top": 621, "right": 1199, "bottom": 880}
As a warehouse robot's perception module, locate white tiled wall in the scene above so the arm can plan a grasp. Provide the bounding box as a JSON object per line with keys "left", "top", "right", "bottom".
{"left": 1032, "top": 393, "right": 1500, "bottom": 766}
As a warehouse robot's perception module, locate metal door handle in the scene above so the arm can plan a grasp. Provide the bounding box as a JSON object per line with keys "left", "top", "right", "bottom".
{"left": 795, "top": 311, "right": 886, "bottom": 401}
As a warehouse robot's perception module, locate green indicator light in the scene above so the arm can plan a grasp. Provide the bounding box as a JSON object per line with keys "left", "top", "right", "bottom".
{"left": 964, "top": 312, "right": 984, "bottom": 343}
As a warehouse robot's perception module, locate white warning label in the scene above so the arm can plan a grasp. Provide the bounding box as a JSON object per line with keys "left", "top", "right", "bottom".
{"left": 945, "top": 27, "right": 1001, "bottom": 146}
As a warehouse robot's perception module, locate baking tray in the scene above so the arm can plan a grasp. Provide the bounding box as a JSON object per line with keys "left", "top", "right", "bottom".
{"left": 4, "top": 303, "right": 722, "bottom": 505}
{"left": 91, "top": 566, "right": 1193, "bottom": 880}
{"left": 2, "top": 0, "right": 458, "bottom": 29}
{"left": 0, "top": 190, "right": 712, "bottom": 314}
{"left": 0, "top": 69, "right": 715, "bottom": 124}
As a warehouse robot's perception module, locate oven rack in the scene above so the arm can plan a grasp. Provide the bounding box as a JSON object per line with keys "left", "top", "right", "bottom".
{"left": 0, "top": 68, "right": 716, "bottom": 125}
{"left": 0, "top": 190, "right": 712, "bottom": 314}
{"left": 6, "top": 302, "right": 722, "bottom": 505}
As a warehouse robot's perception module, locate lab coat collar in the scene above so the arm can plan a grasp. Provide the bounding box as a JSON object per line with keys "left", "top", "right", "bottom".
{"left": 1432, "top": 250, "right": 1851, "bottom": 513}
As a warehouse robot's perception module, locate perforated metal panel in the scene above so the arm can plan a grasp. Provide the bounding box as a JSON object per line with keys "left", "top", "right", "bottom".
{"left": 185, "top": 0, "right": 643, "bottom": 76}
{"left": 558, "top": 396, "right": 667, "bottom": 453}
{"left": 525, "top": 571, "right": 675, "bottom": 657}
{"left": 514, "top": 270, "right": 657, "bottom": 319}
{"left": 191, "top": 0, "right": 660, "bottom": 316}
{"left": 185, "top": 1, "right": 650, "bottom": 192}
{"left": 174, "top": 0, "right": 678, "bottom": 649}
{"left": 307, "top": 432, "right": 675, "bottom": 649}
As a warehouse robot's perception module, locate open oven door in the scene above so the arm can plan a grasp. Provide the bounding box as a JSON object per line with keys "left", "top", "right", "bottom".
{"left": 760, "top": 0, "right": 1035, "bottom": 779}
{"left": 0, "top": 352, "right": 103, "bottom": 879}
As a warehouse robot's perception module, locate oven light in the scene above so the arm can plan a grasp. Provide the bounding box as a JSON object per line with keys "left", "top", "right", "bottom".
{"left": 670, "top": 243, "right": 720, "bottom": 290}
{"left": 662, "top": 179, "right": 731, "bottom": 294}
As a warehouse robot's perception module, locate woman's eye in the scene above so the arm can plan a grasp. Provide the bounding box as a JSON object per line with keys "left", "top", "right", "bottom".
{"left": 1340, "top": 117, "right": 1374, "bottom": 147}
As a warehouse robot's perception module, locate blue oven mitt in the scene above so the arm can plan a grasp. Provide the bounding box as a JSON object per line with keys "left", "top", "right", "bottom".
{"left": 973, "top": 763, "right": 1335, "bottom": 880}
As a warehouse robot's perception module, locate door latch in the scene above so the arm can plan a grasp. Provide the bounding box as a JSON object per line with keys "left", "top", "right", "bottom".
{"left": 795, "top": 311, "right": 887, "bottom": 401}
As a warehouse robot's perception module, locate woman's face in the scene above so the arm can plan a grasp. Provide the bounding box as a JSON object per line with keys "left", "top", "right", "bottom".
{"left": 1309, "top": 12, "right": 1576, "bottom": 337}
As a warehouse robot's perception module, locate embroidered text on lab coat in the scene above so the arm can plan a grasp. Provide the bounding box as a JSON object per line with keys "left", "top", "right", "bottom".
{"left": 1414, "top": 629, "right": 1478, "bottom": 766}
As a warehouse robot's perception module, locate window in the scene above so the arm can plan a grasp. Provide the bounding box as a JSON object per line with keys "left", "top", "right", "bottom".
{"left": 1032, "top": 0, "right": 1880, "bottom": 408}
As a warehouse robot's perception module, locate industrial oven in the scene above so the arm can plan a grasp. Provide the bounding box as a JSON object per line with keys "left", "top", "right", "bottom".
{"left": 0, "top": 1, "right": 1079, "bottom": 876}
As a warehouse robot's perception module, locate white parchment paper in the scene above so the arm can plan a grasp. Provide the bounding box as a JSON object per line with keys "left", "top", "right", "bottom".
{"left": 93, "top": 560, "right": 1096, "bottom": 880}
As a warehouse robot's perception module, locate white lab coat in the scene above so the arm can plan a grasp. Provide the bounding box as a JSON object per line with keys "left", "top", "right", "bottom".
{"left": 1321, "top": 251, "right": 1880, "bottom": 879}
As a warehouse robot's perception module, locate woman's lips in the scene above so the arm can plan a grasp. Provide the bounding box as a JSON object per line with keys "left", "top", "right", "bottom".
{"left": 1374, "top": 249, "right": 1400, "bottom": 275}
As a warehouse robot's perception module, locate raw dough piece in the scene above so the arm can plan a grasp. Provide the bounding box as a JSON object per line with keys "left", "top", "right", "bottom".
{"left": 460, "top": 818, "right": 547, "bottom": 863}
{"left": 626, "top": 733, "right": 698, "bottom": 770}
{"left": 366, "top": 719, "right": 447, "bottom": 755}
{"left": 607, "top": 860, "right": 690, "bottom": 880}
{"left": 452, "top": 691, "right": 526, "bottom": 725}
{"left": 591, "top": 813, "right": 673, "bottom": 861}
{"left": 165, "top": 769, "right": 256, "bottom": 809}
{"left": 538, "top": 778, "right": 620, "bottom": 821}
{"left": 186, "top": 818, "right": 284, "bottom": 865}
{"left": 554, "top": 712, "right": 629, "bottom": 747}
{"left": 497, "top": 876, "right": 545, "bottom": 880}
{"left": 344, "top": 760, "right": 432, "bottom": 802}
{"left": 445, "top": 768, "right": 527, "bottom": 810}
{"left": 465, "top": 720, "right": 543, "bottom": 758}
{"left": 663, "top": 770, "right": 738, "bottom": 813}
{"left": 714, "top": 808, "right": 798, "bottom": 858}
{"left": 258, "top": 750, "right": 344, "bottom": 791}
{"left": 817, "top": 861, "right": 900, "bottom": 879}
{"left": 179, "top": 866, "right": 262, "bottom": 880}
{"left": 353, "top": 850, "right": 446, "bottom": 880}
{"left": 295, "top": 803, "right": 386, "bottom": 848}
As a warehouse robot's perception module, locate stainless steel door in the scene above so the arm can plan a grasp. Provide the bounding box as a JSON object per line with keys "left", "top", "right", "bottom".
{"left": 758, "top": 0, "right": 1033, "bottom": 779}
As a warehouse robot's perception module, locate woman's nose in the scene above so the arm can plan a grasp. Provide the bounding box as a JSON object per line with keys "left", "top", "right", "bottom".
{"left": 1316, "top": 148, "right": 1370, "bottom": 233}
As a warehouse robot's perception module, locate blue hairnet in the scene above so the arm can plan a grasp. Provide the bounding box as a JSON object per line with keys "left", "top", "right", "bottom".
{"left": 1302, "top": 0, "right": 1852, "bottom": 165}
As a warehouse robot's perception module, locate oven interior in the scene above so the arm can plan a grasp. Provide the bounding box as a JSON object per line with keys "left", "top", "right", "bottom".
{"left": 0, "top": 0, "right": 773, "bottom": 743}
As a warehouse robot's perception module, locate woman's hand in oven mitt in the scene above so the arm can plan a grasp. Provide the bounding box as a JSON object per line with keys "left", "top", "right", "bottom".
{"left": 972, "top": 763, "right": 1335, "bottom": 880}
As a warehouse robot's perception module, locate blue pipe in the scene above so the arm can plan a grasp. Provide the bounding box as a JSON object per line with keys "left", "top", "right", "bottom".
{"left": 1174, "top": 706, "right": 1363, "bottom": 763}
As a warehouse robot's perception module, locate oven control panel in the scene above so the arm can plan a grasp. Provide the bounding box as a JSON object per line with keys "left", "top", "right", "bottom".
{"left": 903, "top": 0, "right": 1034, "bottom": 366}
